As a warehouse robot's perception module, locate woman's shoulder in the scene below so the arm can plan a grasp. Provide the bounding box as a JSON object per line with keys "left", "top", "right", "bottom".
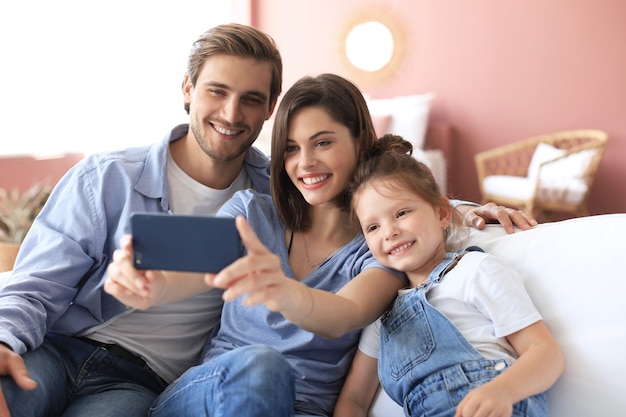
{"left": 219, "top": 189, "right": 281, "bottom": 226}
{"left": 221, "top": 189, "right": 272, "bottom": 210}
{"left": 231, "top": 188, "right": 271, "bottom": 202}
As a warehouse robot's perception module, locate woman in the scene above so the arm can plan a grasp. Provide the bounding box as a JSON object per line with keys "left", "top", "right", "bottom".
{"left": 106, "top": 74, "right": 537, "bottom": 417}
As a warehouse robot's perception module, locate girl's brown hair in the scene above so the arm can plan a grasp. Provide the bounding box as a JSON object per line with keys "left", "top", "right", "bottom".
{"left": 349, "top": 134, "right": 466, "bottom": 249}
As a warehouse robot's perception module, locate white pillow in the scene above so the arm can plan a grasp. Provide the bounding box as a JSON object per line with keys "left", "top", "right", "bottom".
{"left": 527, "top": 143, "right": 565, "bottom": 181}
{"left": 540, "top": 148, "right": 596, "bottom": 180}
{"left": 366, "top": 93, "right": 434, "bottom": 149}
{"left": 371, "top": 114, "right": 392, "bottom": 138}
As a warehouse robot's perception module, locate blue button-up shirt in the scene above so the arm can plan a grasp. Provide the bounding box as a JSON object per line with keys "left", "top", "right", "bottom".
{"left": 0, "top": 124, "right": 270, "bottom": 354}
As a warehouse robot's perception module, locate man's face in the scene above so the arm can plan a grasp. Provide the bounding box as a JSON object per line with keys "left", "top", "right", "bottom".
{"left": 183, "top": 54, "right": 275, "bottom": 161}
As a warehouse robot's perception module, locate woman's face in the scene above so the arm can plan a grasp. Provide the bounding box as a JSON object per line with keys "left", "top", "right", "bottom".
{"left": 284, "top": 106, "right": 358, "bottom": 207}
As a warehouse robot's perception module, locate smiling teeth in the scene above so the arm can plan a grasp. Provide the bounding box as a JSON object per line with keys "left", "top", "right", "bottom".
{"left": 302, "top": 175, "right": 329, "bottom": 185}
{"left": 214, "top": 125, "right": 240, "bottom": 136}
{"left": 390, "top": 242, "right": 413, "bottom": 255}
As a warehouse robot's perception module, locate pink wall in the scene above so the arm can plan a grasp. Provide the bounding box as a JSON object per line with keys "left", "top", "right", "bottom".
{"left": 0, "top": 153, "right": 83, "bottom": 193}
{"left": 251, "top": 0, "right": 626, "bottom": 215}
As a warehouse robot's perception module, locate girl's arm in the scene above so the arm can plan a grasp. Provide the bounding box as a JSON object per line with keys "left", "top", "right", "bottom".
{"left": 209, "top": 216, "right": 405, "bottom": 338}
{"left": 335, "top": 349, "right": 380, "bottom": 417}
{"left": 455, "top": 320, "right": 564, "bottom": 417}
{"left": 104, "top": 234, "right": 212, "bottom": 309}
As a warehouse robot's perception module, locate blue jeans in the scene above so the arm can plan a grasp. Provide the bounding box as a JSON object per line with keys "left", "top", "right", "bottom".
{"left": 1, "top": 333, "right": 167, "bottom": 417}
{"left": 149, "top": 345, "right": 328, "bottom": 417}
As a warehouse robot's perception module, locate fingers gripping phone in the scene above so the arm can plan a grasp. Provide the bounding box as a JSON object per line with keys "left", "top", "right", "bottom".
{"left": 130, "top": 212, "right": 242, "bottom": 273}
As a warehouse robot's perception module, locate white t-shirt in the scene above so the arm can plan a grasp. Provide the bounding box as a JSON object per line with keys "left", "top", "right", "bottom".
{"left": 359, "top": 251, "right": 542, "bottom": 364}
{"left": 89, "top": 151, "right": 251, "bottom": 383}
{"left": 166, "top": 150, "right": 252, "bottom": 216}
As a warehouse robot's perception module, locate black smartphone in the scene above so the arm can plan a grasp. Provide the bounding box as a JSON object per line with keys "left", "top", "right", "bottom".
{"left": 130, "top": 212, "right": 242, "bottom": 273}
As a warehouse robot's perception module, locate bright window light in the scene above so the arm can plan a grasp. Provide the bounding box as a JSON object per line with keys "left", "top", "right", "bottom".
{"left": 0, "top": 0, "right": 232, "bottom": 156}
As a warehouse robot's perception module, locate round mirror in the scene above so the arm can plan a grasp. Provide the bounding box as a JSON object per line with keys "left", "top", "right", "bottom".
{"left": 340, "top": 13, "right": 404, "bottom": 83}
{"left": 345, "top": 21, "right": 394, "bottom": 72}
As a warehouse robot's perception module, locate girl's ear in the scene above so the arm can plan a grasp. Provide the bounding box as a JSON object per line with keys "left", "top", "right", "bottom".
{"left": 438, "top": 197, "right": 452, "bottom": 229}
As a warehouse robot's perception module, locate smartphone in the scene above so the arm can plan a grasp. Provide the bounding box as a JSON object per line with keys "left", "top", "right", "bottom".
{"left": 130, "top": 212, "right": 241, "bottom": 273}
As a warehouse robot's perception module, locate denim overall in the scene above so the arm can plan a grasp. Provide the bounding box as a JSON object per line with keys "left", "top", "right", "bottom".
{"left": 378, "top": 247, "right": 548, "bottom": 417}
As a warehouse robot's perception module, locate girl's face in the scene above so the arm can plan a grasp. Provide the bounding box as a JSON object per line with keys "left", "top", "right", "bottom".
{"left": 284, "top": 107, "right": 358, "bottom": 207}
{"left": 355, "top": 179, "right": 451, "bottom": 286}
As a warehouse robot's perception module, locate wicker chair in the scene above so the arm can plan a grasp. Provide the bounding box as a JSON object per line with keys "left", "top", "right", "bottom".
{"left": 474, "top": 129, "right": 608, "bottom": 220}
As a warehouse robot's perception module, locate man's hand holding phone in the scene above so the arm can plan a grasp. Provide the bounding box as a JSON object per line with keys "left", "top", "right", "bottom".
{"left": 105, "top": 234, "right": 172, "bottom": 309}
{"left": 105, "top": 213, "right": 241, "bottom": 309}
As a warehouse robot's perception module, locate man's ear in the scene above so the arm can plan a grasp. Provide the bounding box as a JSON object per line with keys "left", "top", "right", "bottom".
{"left": 182, "top": 74, "right": 193, "bottom": 108}
{"left": 266, "top": 97, "right": 278, "bottom": 120}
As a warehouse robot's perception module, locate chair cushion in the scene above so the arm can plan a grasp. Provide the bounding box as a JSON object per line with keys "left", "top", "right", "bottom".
{"left": 528, "top": 143, "right": 596, "bottom": 182}
{"left": 483, "top": 175, "right": 588, "bottom": 205}
{"left": 528, "top": 143, "right": 566, "bottom": 181}
{"left": 540, "top": 148, "right": 596, "bottom": 180}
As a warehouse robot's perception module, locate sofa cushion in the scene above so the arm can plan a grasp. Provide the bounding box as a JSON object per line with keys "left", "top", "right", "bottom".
{"left": 483, "top": 175, "right": 588, "bottom": 205}
{"left": 465, "top": 214, "right": 626, "bottom": 417}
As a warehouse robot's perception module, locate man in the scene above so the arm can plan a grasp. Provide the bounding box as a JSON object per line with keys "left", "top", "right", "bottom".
{"left": 0, "top": 21, "right": 534, "bottom": 417}
{"left": 0, "top": 23, "right": 282, "bottom": 417}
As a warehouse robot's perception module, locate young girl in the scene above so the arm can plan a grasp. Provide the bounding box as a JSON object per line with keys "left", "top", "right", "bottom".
{"left": 335, "top": 135, "right": 564, "bottom": 417}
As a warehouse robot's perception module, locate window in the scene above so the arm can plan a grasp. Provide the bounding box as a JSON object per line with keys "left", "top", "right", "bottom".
{"left": 0, "top": 0, "right": 232, "bottom": 156}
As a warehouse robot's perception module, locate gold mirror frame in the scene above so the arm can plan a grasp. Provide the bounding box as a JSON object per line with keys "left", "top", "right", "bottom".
{"left": 339, "top": 11, "right": 405, "bottom": 84}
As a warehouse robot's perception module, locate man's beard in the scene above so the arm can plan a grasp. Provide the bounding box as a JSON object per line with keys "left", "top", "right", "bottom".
{"left": 190, "top": 121, "right": 257, "bottom": 162}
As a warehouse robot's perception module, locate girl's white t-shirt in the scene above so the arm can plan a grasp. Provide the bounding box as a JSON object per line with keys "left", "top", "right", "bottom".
{"left": 359, "top": 251, "right": 542, "bottom": 363}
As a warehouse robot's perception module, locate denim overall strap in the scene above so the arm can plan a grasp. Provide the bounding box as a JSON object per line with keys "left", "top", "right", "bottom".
{"left": 378, "top": 247, "right": 514, "bottom": 414}
{"left": 425, "top": 246, "right": 483, "bottom": 288}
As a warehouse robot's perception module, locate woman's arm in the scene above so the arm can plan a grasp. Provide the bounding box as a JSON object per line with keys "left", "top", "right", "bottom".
{"left": 209, "top": 216, "right": 404, "bottom": 338}
{"left": 456, "top": 202, "right": 538, "bottom": 233}
{"left": 455, "top": 320, "right": 564, "bottom": 417}
{"left": 104, "top": 234, "right": 212, "bottom": 309}
{"left": 335, "top": 349, "right": 380, "bottom": 417}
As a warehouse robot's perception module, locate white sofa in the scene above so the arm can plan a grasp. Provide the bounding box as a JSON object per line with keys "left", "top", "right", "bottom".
{"left": 369, "top": 213, "right": 626, "bottom": 417}
{"left": 3, "top": 214, "right": 625, "bottom": 416}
